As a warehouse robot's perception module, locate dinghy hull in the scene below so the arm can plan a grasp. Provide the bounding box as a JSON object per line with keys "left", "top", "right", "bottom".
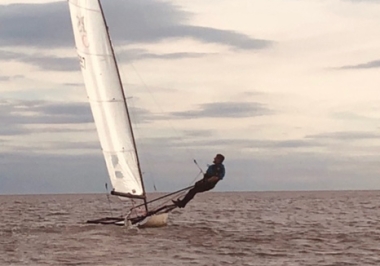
{"left": 86, "top": 213, "right": 169, "bottom": 228}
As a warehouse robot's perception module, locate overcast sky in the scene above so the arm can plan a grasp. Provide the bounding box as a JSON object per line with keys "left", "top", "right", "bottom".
{"left": 0, "top": 0, "right": 379, "bottom": 195}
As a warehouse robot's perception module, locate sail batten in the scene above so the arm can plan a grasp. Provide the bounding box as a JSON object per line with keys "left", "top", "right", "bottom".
{"left": 68, "top": 0, "right": 145, "bottom": 198}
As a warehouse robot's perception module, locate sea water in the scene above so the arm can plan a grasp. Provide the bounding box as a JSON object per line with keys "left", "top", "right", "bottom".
{"left": 1, "top": 191, "right": 380, "bottom": 265}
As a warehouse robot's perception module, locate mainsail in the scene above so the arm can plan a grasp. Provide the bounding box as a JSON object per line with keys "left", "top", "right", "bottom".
{"left": 68, "top": 0, "right": 145, "bottom": 198}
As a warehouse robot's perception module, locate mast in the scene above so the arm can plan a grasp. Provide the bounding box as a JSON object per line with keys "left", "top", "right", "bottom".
{"left": 96, "top": 0, "right": 148, "bottom": 212}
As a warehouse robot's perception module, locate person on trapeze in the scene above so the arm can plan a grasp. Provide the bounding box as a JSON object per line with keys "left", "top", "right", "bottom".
{"left": 172, "top": 153, "right": 225, "bottom": 208}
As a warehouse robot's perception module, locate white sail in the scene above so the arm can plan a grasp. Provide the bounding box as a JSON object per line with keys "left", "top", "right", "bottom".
{"left": 68, "top": 0, "right": 144, "bottom": 197}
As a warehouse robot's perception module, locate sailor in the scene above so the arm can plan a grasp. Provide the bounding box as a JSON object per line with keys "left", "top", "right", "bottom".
{"left": 173, "top": 154, "right": 225, "bottom": 208}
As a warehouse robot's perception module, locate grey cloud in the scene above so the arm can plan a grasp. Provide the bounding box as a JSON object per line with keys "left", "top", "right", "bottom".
{"left": 0, "top": 152, "right": 108, "bottom": 194}
{"left": 33, "top": 127, "right": 93, "bottom": 134}
{"left": 0, "top": 126, "right": 27, "bottom": 136}
{"left": 0, "top": 48, "right": 211, "bottom": 72}
{"left": 129, "top": 106, "right": 158, "bottom": 124}
{"left": 22, "top": 55, "right": 78, "bottom": 72}
{"left": 173, "top": 138, "right": 322, "bottom": 150}
{"left": 0, "top": 0, "right": 272, "bottom": 51}
{"left": 0, "top": 76, "right": 9, "bottom": 81}
{"left": 306, "top": 131, "right": 380, "bottom": 140}
{"left": 0, "top": 50, "right": 78, "bottom": 72}
{"left": 63, "top": 82, "right": 84, "bottom": 87}
{"left": 103, "top": 1, "right": 272, "bottom": 50}
{"left": 174, "top": 25, "right": 270, "bottom": 50}
{"left": 135, "top": 130, "right": 215, "bottom": 150}
{"left": 0, "top": 76, "right": 13, "bottom": 81}
{"left": 2, "top": 139, "right": 100, "bottom": 154}
{"left": 0, "top": 2, "right": 72, "bottom": 48}
{"left": 35, "top": 102, "right": 91, "bottom": 118}
{"left": 262, "top": 139, "right": 320, "bottom": 148}
{"left": 0, "top": 99, "right": 156, "bottom": 136}
{"left": 0, "top": 50, "right": 17, "bottom": 60}
{"left": 19, "top": 103, "right": 91, "bottom": 124}
{"left": 223, "top": 151, "right": 380, "bottom": 191}
{"left": 137, "top": 136, "right": 183, "bottom": 149}
{"left": 117, "top": 49, "right": 212, "bottom": 62}
{"left": 4, "top": 144, "right": 379, "bottom": 194}
{"left": 338, "top": 60, "right": 380, "bottom": 69}
{"left": 170, "top": 102, "right": 273, "bottom": 119}
{"left": 135, "top": 134, "right": 322, "bottom": 156}
{"left": 182, "top": 130, "right": 214, "bottom": 138}
{"left": 50, "top": 141, "right": 101, "bottom": 151}
{"left": 332, "top": 111, "right": 379, "bottom": 122}
{"left": 138, "top": 130, "right": 379, "bottom": 158}
{"left": 0, "top": 100, "right": 92, "bottom": 136}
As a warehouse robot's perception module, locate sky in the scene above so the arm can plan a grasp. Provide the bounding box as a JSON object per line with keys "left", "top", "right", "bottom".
{"left": 0, "top": 0, "right": 379, "bottom": 195}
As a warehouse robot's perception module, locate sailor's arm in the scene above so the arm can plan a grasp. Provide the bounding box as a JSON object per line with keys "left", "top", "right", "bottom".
{"left": 206, "top": 176, "right": 220, "bottom": 183}
{"left": 206, "top": 165, "right": 225, "bottom": 183}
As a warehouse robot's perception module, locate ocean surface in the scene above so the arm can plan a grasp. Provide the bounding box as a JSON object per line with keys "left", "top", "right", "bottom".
{"left": 1, "top": 191, "right": 380, "bottom": 266}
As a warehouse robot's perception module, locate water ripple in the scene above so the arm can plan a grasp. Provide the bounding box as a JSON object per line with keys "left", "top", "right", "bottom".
{"left": 1, "top": 191, "right": 380, "bottom": 265}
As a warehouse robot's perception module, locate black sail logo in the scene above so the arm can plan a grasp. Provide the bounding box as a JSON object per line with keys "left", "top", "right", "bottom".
{"left": 77, "top": 15, "right": 89, "bottom": 48}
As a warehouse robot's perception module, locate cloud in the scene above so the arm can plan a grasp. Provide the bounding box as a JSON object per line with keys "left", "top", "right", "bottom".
{"left": 0, "top": 2, "right": 72, "bottom": 48}
{"left": 337, "top": 59, "right": 380, "bottom": 69}
{"left": 224, "top": 151, "right": 380, "bottom": 191}
{"left": 22, "top": 54, "right": 78, "bottom": 72}
{"left": 36, "top": 102, "right": 91, "bottom": 118}
{"left": 172, "top": 138, "right": 322, "bottom": 150}
{"left": 0, "top": 50, "right": 78, "bottom": 72}
{"left": 0, "top": 0, "right": 272, "bottom": 51}
{"left": 331, "top": 111, "right": 379, "bottom": 122}
{"left": 50, "top": 141, "right": 101, "bottom": 151}
{"left": 0, "top": 152, "right": 108, "bottom": 194}
{"left": 134, "top": 133, "right": 323, "bottom": 157}
{"left": 306, "top": 131, "right": 380, "bottom": 140}
{"left": 0, "top": 76, "right": 10, "bottom": 81}
{"left": 0, "top": 75, "right": 23, "bottom": 81}
{"left": 170, "top": 25, "right": 270, "bottom": 50}
{"left": 116, "top": 48, "right": 212, "bottom": 62}
{"left": 63, "top": 82, "right": 84, "bottom": 87}
{"left": 0, "top": 100, "right": 92, "bottom": 136}
{"left": 129, "top": 106, "right": 158, "bottom": 124}
{"left": 4, "top": 145, "right": 378, "bottom": 194}
{"left": 182, "top": 129, "right": 215, "bottom": 138}
{"left": 100, "top": 1, "right": 272, "bottom": 50}
{"left": 0, "top": 1, "right": 272, "bottom": 71}
{"left": 0, "top": 48, "right": 212, "bottom": 72}
{"left": 0, "top": 126, "right": 27, "bottom": 136}
{"left": 169, "top": 101, "right": 273, "bottom": 119}
{"left": 0, "top": 99, "right": 158, "bottom": 136}
{"left": 0, "top": 100, "right": 93, "bottom": 125}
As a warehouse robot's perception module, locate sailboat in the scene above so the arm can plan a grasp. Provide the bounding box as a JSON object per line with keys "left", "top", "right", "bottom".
{"left": 67, "top": 0, "right": 192, "bottom": 227}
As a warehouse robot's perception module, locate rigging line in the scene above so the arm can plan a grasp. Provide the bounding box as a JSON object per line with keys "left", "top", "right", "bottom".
{"left": 129, "top": 199, "right": 140, "bottom": 218}
{"left": 136, "top": 171, "right": 202, "bottom": 213}
{"left": 112, "top": 44, "right": 198, "bottom": 191}
{"left": 193, "top": 159, "right": 205, "bottom": 174}
{"left": 128, "top": 62, "right": 198, "bottom": 161}
{"left": 125, "top": 96, "right": 158, "bottom": 191}
{"left": 105, "top": 183, "right": 113, "bottom": 216}
{"left": 128, "top": 185, "right": 195, "bottom": 212}
{"left": 152, "top": 169, "right": 202, "bottom": 210}
{"left": 182, "top": 169, "right": 203, "bottom": 188}
{"left": 125, "top": 169, "right": 203, "bottom": 218}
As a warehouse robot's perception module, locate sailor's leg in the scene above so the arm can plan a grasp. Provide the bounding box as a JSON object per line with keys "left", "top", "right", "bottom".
{"left": 178, "top": 180, "right": 216, "bottom": 207}
{"left": 178, "top": 187, "right": 198, "bottom": 207}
